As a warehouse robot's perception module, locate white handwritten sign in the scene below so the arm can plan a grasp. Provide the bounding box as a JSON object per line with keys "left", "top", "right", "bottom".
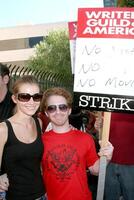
{"left": 74, "top": 38, "right": 134, "bottom": 96}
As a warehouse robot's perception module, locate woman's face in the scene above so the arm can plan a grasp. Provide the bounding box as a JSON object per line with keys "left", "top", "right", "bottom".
{"left": 12, "top": 83, "right": 41, "bottom": 117}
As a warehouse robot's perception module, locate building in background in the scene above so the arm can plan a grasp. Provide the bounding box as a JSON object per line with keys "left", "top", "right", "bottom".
{"left": 0, "top": 22, "right": 67, "bottom": 66}
{"left": 103, "top": 0, "right": 117, "bottom": 6}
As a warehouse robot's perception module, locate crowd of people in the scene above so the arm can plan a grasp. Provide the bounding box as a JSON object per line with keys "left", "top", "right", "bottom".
{"left": 0, "top": 62, "right": 133, "bottom": 200}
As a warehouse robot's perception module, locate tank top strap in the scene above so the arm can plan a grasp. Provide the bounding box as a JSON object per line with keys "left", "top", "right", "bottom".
{"left": 4, "top": 120, "right": 17, "bottom": 145}
{"left": 33, "top": 116, "right": 42, "bottom": 135}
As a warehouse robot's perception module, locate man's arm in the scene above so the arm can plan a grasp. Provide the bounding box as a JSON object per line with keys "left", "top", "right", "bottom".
{"left": 88, "top": 141, "right": 114, "bottom": 176}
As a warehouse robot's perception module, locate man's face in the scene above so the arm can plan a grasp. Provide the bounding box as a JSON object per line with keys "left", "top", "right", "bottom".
{"left": 0, "top": 75, "right": 9, "bottom": 89}
{"left": 46, "top": 95, "right": 71, "bottom": 127}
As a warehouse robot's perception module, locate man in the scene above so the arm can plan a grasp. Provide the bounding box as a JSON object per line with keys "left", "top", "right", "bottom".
{"left": 0, "top": 63, "right": 15, "bottom": 122}
{"left": 104, "top": 112, "right": 134, "bottom": 200}
{"left": 41, "top": 87, "right": 114, "bottom": 200}
{"left": 95, "top": 112, "right": 134, "bottom": 200}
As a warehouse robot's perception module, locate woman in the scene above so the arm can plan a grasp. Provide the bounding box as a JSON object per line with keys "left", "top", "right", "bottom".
{"left": 0, "top": 75, "right": 45, "bottom": 200}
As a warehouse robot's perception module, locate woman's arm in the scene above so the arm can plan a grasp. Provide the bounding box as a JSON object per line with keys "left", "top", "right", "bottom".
{"left": 0, "top": 122, "right": 9, "bottom": 192}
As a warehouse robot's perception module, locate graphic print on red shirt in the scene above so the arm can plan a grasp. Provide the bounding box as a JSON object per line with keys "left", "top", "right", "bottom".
{"left": 45, "top": 143, "right": 80, "bottom": 181}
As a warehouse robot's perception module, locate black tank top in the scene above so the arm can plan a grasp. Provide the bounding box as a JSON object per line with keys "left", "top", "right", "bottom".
{"left": 2, "top": 117, "right": 45, "bottom": 200}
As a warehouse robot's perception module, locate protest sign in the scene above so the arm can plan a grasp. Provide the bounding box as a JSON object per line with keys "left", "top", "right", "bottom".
{"left": 74, "top": 7, "right": 134, "bottom": 113}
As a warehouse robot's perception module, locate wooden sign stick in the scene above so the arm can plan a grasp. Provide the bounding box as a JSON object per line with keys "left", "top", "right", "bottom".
{"left": 96, "top": 112, "right": 111, "bottom": 200}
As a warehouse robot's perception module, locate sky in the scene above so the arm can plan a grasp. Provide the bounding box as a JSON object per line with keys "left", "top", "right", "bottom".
{"left": 0, "top": 0, "right": 103, "bottom": 28}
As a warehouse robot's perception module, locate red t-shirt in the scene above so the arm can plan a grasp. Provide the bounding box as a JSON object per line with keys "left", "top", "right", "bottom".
{"left": 110, "top": 112, "right": 134, "bottom": 164}
{"left": 42, "top": 129, "right": 98, "bottom": 200}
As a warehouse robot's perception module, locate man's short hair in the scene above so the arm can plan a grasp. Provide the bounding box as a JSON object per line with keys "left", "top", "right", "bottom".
{"left": 0, "top": 63, "right": 10, "bottom": 77}
{"left": 41, "top": 87, "right": 73, "bottom": 111}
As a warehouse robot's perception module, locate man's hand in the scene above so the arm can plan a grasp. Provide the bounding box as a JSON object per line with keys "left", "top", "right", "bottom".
{"left": 98, "top": 141, "right": 114, "bottom": 162}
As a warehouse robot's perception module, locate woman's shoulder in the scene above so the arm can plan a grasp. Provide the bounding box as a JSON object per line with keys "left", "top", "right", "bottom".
{"left": 0, "top": 122, "right": 8, "bottom": 142}
{"left": 0, "top": 121, "right": 7, "bottom": 131}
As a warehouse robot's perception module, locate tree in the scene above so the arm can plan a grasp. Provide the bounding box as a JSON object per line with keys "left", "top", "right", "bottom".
{"left": 117, "top": 0, "right": 134, "bottom": 7}
{"left": 27, "top": 29, "right": 73, "bottom": 83}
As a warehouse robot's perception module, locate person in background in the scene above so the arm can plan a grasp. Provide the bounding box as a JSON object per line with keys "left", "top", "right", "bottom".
{"left": 0, "top": 63, "right": 15, "bottom": 122}
{"left": 69, "top": 107, "right": 83, "bottom": 130}
{"left": 95, "top": 112, "right": 134, "bottom": 200}
{"left": 0, "top": 75, "right": 46, "bottom": 200}
{"left": 41, "top": 87, "right": 114, "bottom": 200}
{"left": 37, "top": 108, "right": 50, "bottom": 132}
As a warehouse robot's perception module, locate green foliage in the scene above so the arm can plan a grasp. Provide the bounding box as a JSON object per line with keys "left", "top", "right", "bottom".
{"left": 117, "top": 0, "right": 134, "bottom": 7}
{"left": 126, "top": 0, "right": 134, "bottom": 7}
{"left": 27, "top": 29, "right": 72, "bottom": 80}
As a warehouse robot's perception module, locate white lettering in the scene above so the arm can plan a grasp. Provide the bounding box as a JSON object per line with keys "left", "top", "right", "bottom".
{"left": 78, "top": 95, "right": 134, "bottom": 112}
